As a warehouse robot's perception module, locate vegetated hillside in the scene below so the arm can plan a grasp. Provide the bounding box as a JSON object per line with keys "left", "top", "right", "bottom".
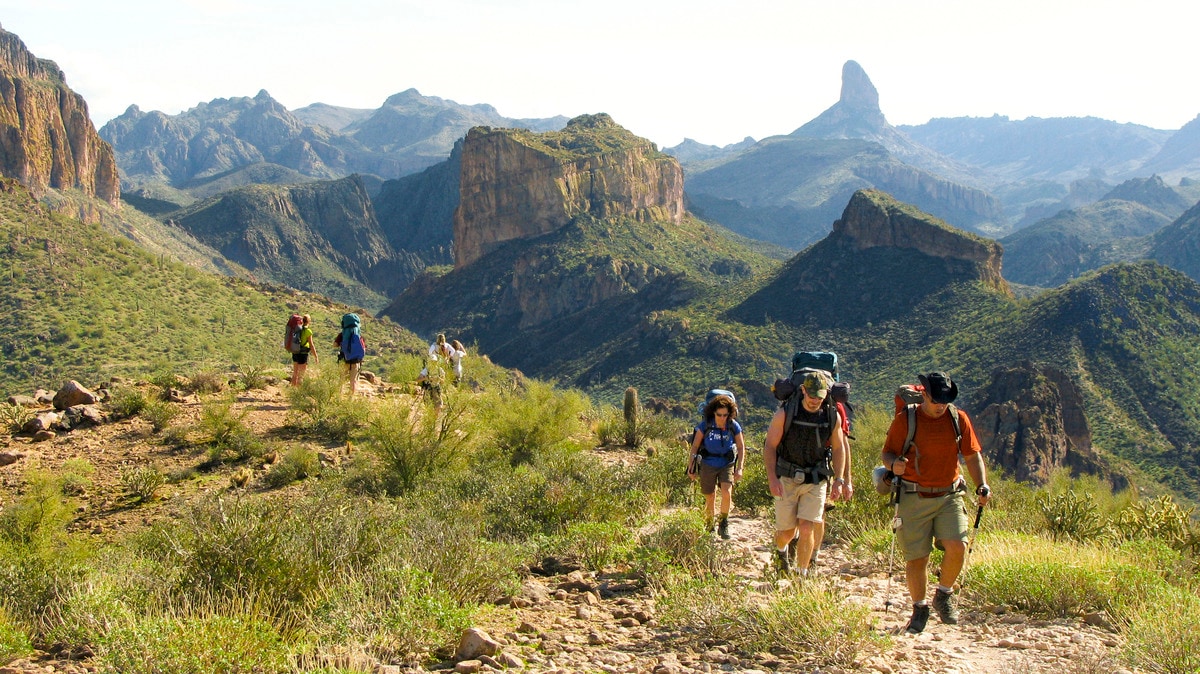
{"left": 1148, "top": 199, "right": 1200, "bottom": 283}
{"left": 999, "top": 200, "right": 1165, "bottom": 287}
{"left": 0, "top": 179, "right": 421, "bottom": 395}
{"left": 384, "top": 211, "right": 781, "bottom": 404}
{"left": 169, "top": 175, "right": 420, "bottom": 310}
{"left": 685, "top": 136, "right": 1002, "bottom": 250}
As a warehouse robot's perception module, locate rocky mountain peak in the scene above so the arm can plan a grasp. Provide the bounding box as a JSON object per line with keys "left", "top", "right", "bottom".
{"left": 833, "top": 189, "right": 1008, "bottom": 292}
{"left": 0, "top": 26, "right": 119, "bottom": 207}
{"left": 452, "top": 115, "right": 684, "bottom": 267}
{"left": 839, "top": 60, "right": 880, "bottom": 113}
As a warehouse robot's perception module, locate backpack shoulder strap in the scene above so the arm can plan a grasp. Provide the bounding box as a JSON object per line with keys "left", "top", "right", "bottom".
{"left": 947, "top": 403, "right": 963, "bottom": 451}
{"left": 902, "top": 404, "right": 918, "bottom": 456}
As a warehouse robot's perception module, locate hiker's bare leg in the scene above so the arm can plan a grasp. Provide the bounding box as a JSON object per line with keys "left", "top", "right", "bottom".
{"left": 294, "top": 363, "right": 307, "bottom": 386}
{"left": 907, "top": 556, "right": 929, "bottom": 603}
{"left": 792, "top": 519, "right": 817, "bottom": 569}
{"left": 812, "top": 520, "right": 825, "bottom": 557}
{"left": 718, "top": 482, "right": 732, "bottom": 516}
{"left": 704, "top": 492, "right": 716, "bottom": 524}
{"left": 774, "top": 526, "right": 797, "bottom": 550}
{"left": 936, "top": 539, "right": 966, "bottom": 587}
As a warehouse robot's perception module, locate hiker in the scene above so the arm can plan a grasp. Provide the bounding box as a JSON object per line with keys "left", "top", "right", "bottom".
{"left": 334, "top": 313, "right": 367, "bottom": 396}
{"left": 764, "top": 370, "right": 848, "bottom": 574}
{"left": 419, "top": 333, "right": 453, "bottom": 383}
{"left": 448, "top": 339, "right": 467, "bottom": 384}
{"left": 289, "top": 314, "right": 317, "bottom": 387}
{"left": 881, "top": 371, "right": 990, "bottom": 634}
{"left": 810, "top": 396, "right": 853, "bottom": 566}
{"left": 688, "top": 394, "right": 746, "bottom": 540}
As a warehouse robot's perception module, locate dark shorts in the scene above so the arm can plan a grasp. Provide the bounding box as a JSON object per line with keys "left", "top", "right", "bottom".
{"left": 343, "top": 359, "right": 363, "bottom": 366}
{"left": 291, "top": 352, "right": 309, "bottom": 364}
{"left": 699, "top": 462, "right": 734, "bottom": 494}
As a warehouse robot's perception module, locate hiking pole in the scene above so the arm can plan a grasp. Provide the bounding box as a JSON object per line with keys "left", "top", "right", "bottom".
{"left": 883, "top": 478, "right": 902, "bottom": 612}
{"left": 959, "top": 502, "right": 986, "bottom": 588}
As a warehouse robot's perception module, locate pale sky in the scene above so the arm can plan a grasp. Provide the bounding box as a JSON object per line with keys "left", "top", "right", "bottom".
{"left": 3, "top": 0, "right": 1197, "bottom": 149}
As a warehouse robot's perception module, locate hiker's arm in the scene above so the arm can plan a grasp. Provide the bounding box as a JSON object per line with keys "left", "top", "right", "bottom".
{"left": 688, "top": 429, "right": 703, "bottom": 478}
{"left": 840, "top": 434, "right": 853, "bottom": 500}
{"left": 964, "top": 451, "right": 990, "bottom": 505}
{"left": 829, "top": 425, "right": 848, "bottom": 501}
{"left": 763, "top": 409, "right": 785, "bottom": 497}
{"left": 733, "top": 431, "right": 746, "bottom": 480}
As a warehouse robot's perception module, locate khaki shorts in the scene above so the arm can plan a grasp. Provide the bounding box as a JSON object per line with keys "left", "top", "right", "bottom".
{"left": 699, "top": 462, "right": 734, "bottom": 495}
{"left": 774, "top": 477, "right": 827, "bottom": 530}
{"left": 896, "top": 490, "right": 969, "bottom": 561}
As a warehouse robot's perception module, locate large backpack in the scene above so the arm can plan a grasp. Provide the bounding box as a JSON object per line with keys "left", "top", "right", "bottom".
{"left": 772, "top": 367, "right": 839, "bottom": 482}
{"left": 284, "top": 314, "right": 303, "bottom": 353}
{"left": 339, "top": 313, "right": 366, "bottom": 361}
{"left": 792, "top": 351, "right": 838, "bottom": 381}
{"left": 697, "top": 388, "right": 736, "bottom": 415}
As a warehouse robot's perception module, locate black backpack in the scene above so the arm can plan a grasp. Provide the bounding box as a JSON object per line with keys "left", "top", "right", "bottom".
{"left": 773, "top": 367, "right": 839, "bottom": 482}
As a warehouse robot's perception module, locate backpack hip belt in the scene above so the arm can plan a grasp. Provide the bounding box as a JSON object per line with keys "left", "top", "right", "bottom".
{"left": 899, "top": 477, "right": 966, "bottom": 498}
{"left": 775, "top": 457, "right": 830, "bottom": 484}
{"left": 699, "top": 448, "right": 736, "bottom": 462}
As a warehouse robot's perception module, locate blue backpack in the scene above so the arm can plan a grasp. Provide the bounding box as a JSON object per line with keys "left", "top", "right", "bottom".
{"left": 339, "top": 313, "right": 365, "bottom": 361}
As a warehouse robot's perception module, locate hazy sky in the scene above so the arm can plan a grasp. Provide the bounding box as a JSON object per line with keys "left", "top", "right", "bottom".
{"left": 3, "top": 0, "right": 1197, "bottom": 148}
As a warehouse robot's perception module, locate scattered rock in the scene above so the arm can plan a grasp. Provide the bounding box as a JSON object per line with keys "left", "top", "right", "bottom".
{"left": 497, "top": 652, "right": 523, "bottom": 669}
{"left": 22, "top": 411, "right": 59, "bottom": 434}
{"left": 453, "top": 660, "right": 482, "bottom": 673}
{"left": 53, "top": 380, "right": 98, "bottom": 410}
{"left": 32, "top": 429, "right": 55, "bottom": 442}
{"left": 455, "top": 627, "right": 500, "bottom": 661}
{"left": 0, "top": 452, "right": 25, "bottom": 467}
{"left": 6, "top": 394, "right": 36, "bottom": 407}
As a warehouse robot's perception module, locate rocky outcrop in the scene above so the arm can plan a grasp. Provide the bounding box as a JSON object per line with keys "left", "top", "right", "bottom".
{"left": 453, "top": 114, "right": 685, "bottom": 268}
{"left": 973, "top": 361, "right": 1120, "bottom": 487}
{"left": 0, "top": 26, "right": 119, "bottom": 205}
{"left": 833, "top": 189, "right": 1009, "bottom": 292}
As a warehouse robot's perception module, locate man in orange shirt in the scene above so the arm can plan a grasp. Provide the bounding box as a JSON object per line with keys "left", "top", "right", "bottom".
{"left": 881, "top": 372, "right": 991, "bottom": 634}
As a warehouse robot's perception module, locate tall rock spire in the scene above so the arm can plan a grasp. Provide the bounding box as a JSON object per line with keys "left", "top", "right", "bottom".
{"left": 793, "top": 60, "right": 887, "bottom": 138}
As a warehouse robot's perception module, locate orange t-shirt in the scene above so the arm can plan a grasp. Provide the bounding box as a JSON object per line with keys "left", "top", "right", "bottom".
{"left": 883, "top": 406, "right": 981, "bottom": 488}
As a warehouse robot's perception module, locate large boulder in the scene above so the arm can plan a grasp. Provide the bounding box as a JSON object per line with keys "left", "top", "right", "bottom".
{"left": 52, "top": 381, "right": 97, "bottom": 410}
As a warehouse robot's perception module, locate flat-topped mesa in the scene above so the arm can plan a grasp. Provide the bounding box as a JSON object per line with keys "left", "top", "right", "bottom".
{"left": 453, "top": 113, "right": 684, "bottom": 268}
{"left": 0, "top": 27, "right": 119, "bottom": 206}
{"left": 833, "top": 189, "right": 1008, "bottom": 292}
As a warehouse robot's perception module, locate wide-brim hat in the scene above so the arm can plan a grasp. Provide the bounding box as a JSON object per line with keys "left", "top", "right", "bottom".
{"left": 917, "top": 371, "right": 958, "bottom": 404}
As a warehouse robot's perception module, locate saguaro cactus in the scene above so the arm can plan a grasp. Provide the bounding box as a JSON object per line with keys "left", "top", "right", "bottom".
{"left": 623, "top": 386, "right": 639, "bottom": 447}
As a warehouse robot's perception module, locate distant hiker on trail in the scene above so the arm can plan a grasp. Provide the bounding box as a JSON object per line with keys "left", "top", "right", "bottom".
{"left": 289, "top": 314, "right": 317, "bottom": 387}
{"left": 334, "top": 313, "right": 367, "bottom": 396}
{"left": 419, "top": 333, "right": 453, "bottom": 383}
{"left": 448, "top": 339, "right": 467, "bottom": 384}
{"left": 688, "top": 394, "right": 746, "bottom": 540}
{"left": 881, "top": 371, "right": 990, "bottom": 634}
{"left": 764, "top": 370, "right": 847, "bottom": 575}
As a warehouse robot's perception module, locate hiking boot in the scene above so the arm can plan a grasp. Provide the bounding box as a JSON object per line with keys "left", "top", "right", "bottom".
{"left": 906, "top": 604, "right": 931, "bottom": 634}
{"left": 933, "top": 588, "right": 959, "bottom": 624}
{"left": 717, "top": 517, "right": 730, "bottom": 540}
{"left": 786, "top": 537, "right": 798, "bottom": 565}
{"left": 774, "top": 549, "right": 791, "bottom": 574}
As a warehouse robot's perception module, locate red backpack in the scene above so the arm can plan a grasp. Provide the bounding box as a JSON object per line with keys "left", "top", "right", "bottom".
{"left": 284, "top": 314, "right": 303, "bottom": 353}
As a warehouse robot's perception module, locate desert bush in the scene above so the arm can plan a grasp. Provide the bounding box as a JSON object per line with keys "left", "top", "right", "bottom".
{"left": 262, "top": 446, "right": 321, "bottom": 489}
{"left": 0, "top": 607, "right": 33, "bottom": 663}
{"left": 397, "top": 512, "right": 526, "bottom": 604}
{"left": 1122, "top": 583, "right": 1200, "bottom": 674}
{"left": 120, "top": 464, "right": 165, "bottom": 503}
{"left": 305, "top": 561, "right": 473, "bottom": 665}
{"left": 108, "top": 387, "right": 147, "bottom": 419}
{"left": 361, "top": 394, "right": 472, "bottom": 495}
{"left": 235, "top": 363, "right": 270, "bottom": 391}
{"left": 141, "top": 398, "right": 179, "bottom": 433}
{"left": 59, "top": 458, "right": 94, "bottom": 497}
{"left": 632, "top": 510, "right": 748, "bottom": 584}
{"left": 1038, "top": 489, "right": 1108, "bottom": 543}
{"left": 623, "top": 433, "right": 694, "bottom": 507}
{"left": 1113, "top": 494, "right": 1197, "bottom": 552}
{"left": 0, "top": 403, "right": 32, "bottom": 434}
{"left": 197, "top": 394, "right": 263, "bottom": 465}
{"left": 545, "top": 520, "right": 636, "bottom": 572}
{"left": 98, "top": 613, "right": 288, "bottom": 674}
{"left": 184, "top": 369, "right": 226, "bottom": 395}
{"left": 287, "top": 368, "right": 369, "bottom": 442}
{"left": 479, "top": 378, "right": 588, "bottom": 466}
{"left": 657, "top": 575, "right": 878, "bottom": 668}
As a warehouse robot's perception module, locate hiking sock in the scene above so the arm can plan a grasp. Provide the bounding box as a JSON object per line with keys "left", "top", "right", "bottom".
{"left": 936, "top": 584, "right": 954, "bottom": 594}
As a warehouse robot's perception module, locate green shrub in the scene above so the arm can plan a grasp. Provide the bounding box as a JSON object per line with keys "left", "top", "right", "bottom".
{"left": 1113, "top": 494, "right": 1197, "bottom": 552}
{"left": 0, "top": 608, "right": 33, "bottom": 664}
{"left": 262, "top": 446, "right": 321, "bottom": 489}
{"left": 546, "top": 520, "right": 636, "bottom": 572}
{"left": 59, "top": 458, "right": 95, "bottom": 497}
{"left": 1038, "top": 489, "right": 1108, "bottom": 543}
{"left": 306, "top": 562, "right": 473, "bottom": 665}
{"left": 633, "top": 510, "right": 748, "bottom": 583}
{"left": 120, "top": 464, "right": 166, "bottom": 503}
{"left": 287, "top": 368, "right": 369, "bottom": 442}
{"left": 0, "top": 403, "right": 32, "bottom": 434}
{"left": 141, "top": 399, "right": 180, "bottom": 433}
{"left": 184, "top": 369, "right": 226, "bottom": 395}
{"left": 108, "top": 387, "right": 147, "bottom": 419}
{"left": 235, "top": 363, "right": 269, "bottom": 391}
{"left": 1123, "top": 584, "right": 1200, "bottom": 674}
{"left": 361, "top": 395, "right": 471, "bottom": 495}
{"left": 197, "top": 394, "right": 262, "bottom": 465}
{"left": 98, "top": 614, "right": 288, "bottom": 674}
{"left": 480, "top": 379, "right": 588, "bottom": 466}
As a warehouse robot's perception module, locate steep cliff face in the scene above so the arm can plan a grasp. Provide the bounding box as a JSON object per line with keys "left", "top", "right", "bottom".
{"left": 453, "top": 114, "right": 684, "bottom": 267}
{"left": 972, "top": 361, "right": 1120, "bottom": 488}
{"left": 0, "top": 26, "right": 119, "bottom": 206}
{"left": 834, "top": 189, "right": 1008, "bottom": 292}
